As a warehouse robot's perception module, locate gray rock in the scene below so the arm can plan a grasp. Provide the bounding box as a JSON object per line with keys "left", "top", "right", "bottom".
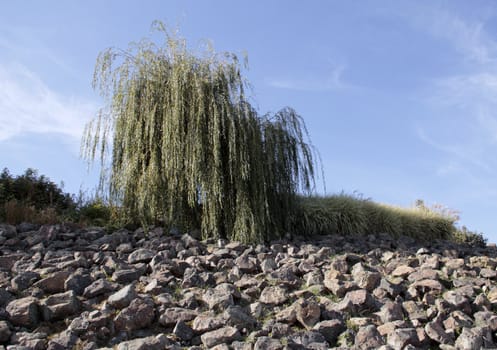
{"left": 254, "top": 336, "right": 282, "bottom": 350}
{"left": 335, "top": 289, "right": 377, "bottom": 315}
{"left": 202, "top": 287, "right": 234, "bottom": 310}
{"left": 261, "top": 258, "right": 277, "bottom": 273}
{"left": 114, "top": 298, "right": 155, "bottom": 331}
{"left": 9, "top": 331, "right": 47, "bottom": 349}
{"left": 386, "top": 328, "right": 418, "bottom": 350}
{"left": 260, "top": 286, "right": 288, "bottom": 305}
{"left": 296, "top": 299, "right": 321, "bottom": 329}
{"left": 173, "top": 320, "right": 194, "bottom": 341}
{"left": 442, "top": 291, "right": 471, "bottom": 314}
{"left": 235, "top": 254, "right": 258, "bottom": 273}
{"left": 288, "top": 330, "right": 327, "bottom": 347}
{"left": 351, "top": 263, "right": 381, "bottom": 291}
{"left": 128, "top": 248, "right": 155, "bottom": 264}
{"left": 32, "top": 271, "right": 71, "bottom": 294}
{"left": 192, "top": 313, "right": 224, "bottom": 332}
{"left": 46, "top": 330, "right": 78, "bottom": 350}
{"left": 222, "top": 305, "right": 257, "bottom": 330}
{"left": 83, "top": 279, "right": 117, "bottom": 298}
{"left": 454, "top": 327, "right": 485, "bottom": 350}
{"left": 64, "top": 271, "right": 93, "bottom": 295}
{"left": 474, "top": 310, "right": 497, "bottom": 331}
{"left": 6, "top": 297, "right": 39, "bottom": 328}
{"left": 200, "top": 326, "right": 241, "bottom": 348}
{"left": 479, "top": 268, "right": 497, "bottom": 279}
{"left": 0, "top": 254, "right": 24, "bottom": 271}
{"left": 0, "top": 224, "right": 16, "bottom": 238}
{"left": 354, "top": 324, "right": 385, "bottom": 349}
{"left": 41, "top": 290, "right": 79, "bottom": 321}
{"left": 159, "top": 307, "right": 198, "bottom": 326}
{"left": 11, "top": 271, "right": 40, "bottom": 292}
{"left": 402, "top": 300, "right": 427, "bottom": 321}
{"left": 68, "top": 315, "right": 90, "bottom": 335}
{"left": 115, "top": 335, "right": 166, "bottom": 350}
{"left": 112, "top": 268, "right": 143, "bottom": 284}
{"left": 0, "top": 320, "right": 11, "bottom": 342}
{"left": 378, "top": 301, "right": 404, "bottom": 323}
{"left": 312, "top": 319, "right": 345, "bottom": 344}
{"left": 107, "top": 284, "right": 137, "bottom": 309}
{"left": 425, "top": 319, "right": 454, "bottom": 345}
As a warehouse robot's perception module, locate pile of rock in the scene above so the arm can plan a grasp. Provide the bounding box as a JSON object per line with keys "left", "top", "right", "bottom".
{"left": 0, "top": 222, "right": 496, "bottom": 349}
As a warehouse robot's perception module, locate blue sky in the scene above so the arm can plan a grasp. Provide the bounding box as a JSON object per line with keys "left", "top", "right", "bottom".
{"left": 2, "top": 1, "right": 497, "bottom": 242}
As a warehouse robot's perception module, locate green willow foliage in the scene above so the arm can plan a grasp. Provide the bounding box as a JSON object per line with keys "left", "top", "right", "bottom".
{"left": 82, "top": 23, "right": 317, "bottom": 243}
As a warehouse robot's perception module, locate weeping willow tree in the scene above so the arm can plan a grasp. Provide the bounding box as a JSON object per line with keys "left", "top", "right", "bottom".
{"left": 82, "top": 22, "right": 318, "bottom": 243}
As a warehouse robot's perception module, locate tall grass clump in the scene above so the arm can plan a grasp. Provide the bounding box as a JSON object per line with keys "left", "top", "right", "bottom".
{"left": 82, "top": 22, "right": 317, "bottom": 243}
{"left": 293, "top": 194, "right": 457, "bottom": 241}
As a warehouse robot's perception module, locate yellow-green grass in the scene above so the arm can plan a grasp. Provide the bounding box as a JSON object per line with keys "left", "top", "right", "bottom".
{"left": 293, "top": 194, "right": 456, "bottom": 241}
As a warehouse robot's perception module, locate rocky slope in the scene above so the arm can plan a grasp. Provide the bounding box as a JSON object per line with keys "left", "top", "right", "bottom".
{"left": 0, "top": 223, "right": 496, "bottom": 349}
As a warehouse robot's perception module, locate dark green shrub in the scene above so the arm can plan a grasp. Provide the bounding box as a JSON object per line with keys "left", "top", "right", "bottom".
{"left": 0, "top": 168, "right": 76, "bottom": 224}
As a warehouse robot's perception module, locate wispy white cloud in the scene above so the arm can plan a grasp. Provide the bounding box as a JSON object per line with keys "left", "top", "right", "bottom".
{"left": 266, "top": 63, "right": 350, "bottom": 91}
{"left": 392, "top": 3, "right": 497, "bottom": 65}
{"left": 0, "top": 62, "right": 96, "bottom": 143}
{"left": 408, "top": 4, "right": 497, "bottom": 182}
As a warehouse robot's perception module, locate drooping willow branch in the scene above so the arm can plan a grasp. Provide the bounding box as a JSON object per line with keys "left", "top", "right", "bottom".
{"left": 82, "top": 23, "right": 319, "bottom": 243}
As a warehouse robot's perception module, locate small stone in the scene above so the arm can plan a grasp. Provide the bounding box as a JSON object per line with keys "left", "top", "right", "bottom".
{"left": 64, "top": 271, "right": 93, "bottom": 296}
{"left": 108, "top": 284, "right": 137, "bottom": 309}
{"left": 288, "top": 330, "right": 327, "bottom": 347}
{"left": 6, "top": 297, "right": 39, "bottom": 328}
{"left": 11, "top": 271, "right": 40, "bottom": 292}
{"left": 407, "top": 268, "right": 438, "bottom": 282}
{"left": 296, "top": 299, "right": 321, "bottom": 329}
{"left": 159, "top": 307, "right": 198, "bottom": 326}
{"left": 416, "top": 248, "right": 430, "bottom": 255}
{"left": 261, "top": 258, "right": 277, "bottom": 273}
{"left": 260, "top": 286, "right": 288, "bottom": 305}
{"left": 474, "top": 311, "right": 497, "bottom": 331}
{"left": 442, "top": 291, "right": 471, "bottom": 314}
{"left": 192, "top": 313, "right": 224, "bottom": 332}
{"left": 253, "top": 336, "right": 282, "bottom": 350}
{"left": 222, "top": 305, "right": 257, "bottom": 330}
{"left": 351, "top": 263, "right": 381, "bottom": 291}
{"left": 115, "top": 335, "right": 166, "bottom": 350}
{"left": 378, "top": 301, "right": 404, "bottom": 323}
{"left": 0, "top": 320, "right": 11, "bottom": 342}
{"left": 46, "top": 330, "right": 78, "bottom": 350}
{"left": 354, "top": 325, "right": 385, "bottom": 349}
{"left": 83, "top": 279, "right": 117, "bottom": 298}
{"left": 235, "top": 254, "right": 258, "bottom": 273}
{"left": 335, "top": 289, "right": 377, "bottom": 315}
{"left": 173, "top": 320, "right": 194, "bottom": 341}
{"left": 33, "top": 271, "right": 71, "bottom": 294}
{"left": 455, "top": 327, "right": 485, "bottom": 350}
{"left": 391, "top": 265, "right": 415, "bottom": 278}
{"left": 112, "top": 268, "right": 143, "bottom": 284}
{"left": 479, "top": 268, "right": 497, "bottom": 279}
{"left": 275, "top": 302, "right": 298, "bottom": 324}
{"left": 402, "top": 301, "right": 426, "bottom": 321}
{"left": 425, "top": 319, "right": 454, "bottom": 345}
{"left": 203, "top": 287, "right": 234, "bottom": 310}
{"left": 41, "top": 290, "right": 79, "bottom": 321}
{"left": 128, "top": 248, "right": 155, "bottom": 264}
{"left": 114, "top": 298, "right": 155, "bottom": 331}
{"left": 201, "top": 326, "right": 241, "bottom": 348}
{"left": 313, "top": 319, "right": 345, "bottom": 344}
{"left": 387, "top": 328, "right": 418, "bottom": 350}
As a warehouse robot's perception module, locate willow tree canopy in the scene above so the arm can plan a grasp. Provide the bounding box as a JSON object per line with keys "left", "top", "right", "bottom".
{"left": 82, "top": 23, "right": 318, "bottom": 243}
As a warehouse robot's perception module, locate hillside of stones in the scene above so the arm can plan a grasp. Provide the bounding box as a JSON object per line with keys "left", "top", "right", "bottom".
{"left": 0, "top": 223, "right": 496, "bottom": 350}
